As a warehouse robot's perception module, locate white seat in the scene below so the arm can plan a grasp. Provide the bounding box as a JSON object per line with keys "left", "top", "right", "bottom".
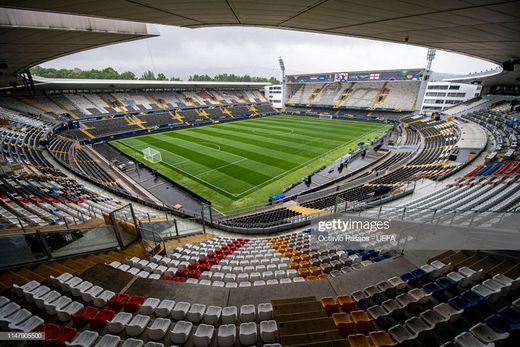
{"left": 0, "top": 296, "right": 9, "bottom": 308}
{"left": 293, "top": 276, "right": 305, "bottom": 282}
{"left": 250, "top": 272, "right": 262, "bottom": 282}
{"left": 108, "top": 261, "right": 121, "bottom": 268}
{"left": 13, "top": 281, "right": 40, "bottom": 297}
{"left": 237, "top": 273, "right": 249, "bottom": 282}
{"left": 279, "top": 278, "right": 291, "bottom": 284}
{"left": 57, "top": 301, "right": 84, "bottom": 322}
{"left": 144, "top": 341, "right": 163, "bottom": 347}
{"left": 222, "top": 306, "right": 238, "bottom": 324}
{"left": 0, "top": 308, "right": 31, "bottom": 329}
{"left": 147, "top": 318, "right": 171, "bottom": 340}
{"left": 8, "top": 314, "right": 43, "bottom": 332}
{"left": 187, "top": 304, "right": 206, "bottom": 323}
{"left": 240, "top": 304, "right": 256, "bottom": 322}
{"left": 71, "top": 281, "right": 93, "bottom": 297}
{"left": 408, "top": 288, "right": 431, "bottom": 304}
{"left": 126, "top": 315, "right": 150, "bottom": 337}
{"left": 225, "top": 282, "right": 238, "bottom": 288}
{"left": 193, "top": 324, "right": 214, "bottom": 347}
{"left": 454, "top": 331, "right": 492, "bottom": 347}
{"left": 118, "top": 264, "right": 130, "bottom": 272}
{"left": 471, "top": 284, "right": 500, "bottom": 303}
{"left": 45, "top": 296, "right": 71, "bottom": 315}
{"left": 199, "top": 279, "right": 212, "bottom": 286}
{"left": 172, "top": 302, "right": 190, "bottom": 320}
{"left": 204, "top": 306, "right": 222, "bottom": 325}
{"left": 217, "top": 324, "right": 236, "bottom": 347}
{"left": 405, "top": 316, "right": 434, "bottom": 338}
{"left": 388, "top": 276, "right": 407, "bottom": 290}
{"left": 24, "top": 285, "right": 50, "bottom": 303}
{"left": 200, "top": 271, "right": 212, "bottom": 280}
{"left": 260, "top": 320, "right": 278, "bottom": 343}
{"left": 285, "top": 269, "right": 298, "bottom": 279}
{"left": 224, "top": 273, "right": 236, "bottom": 283}
{"left": 493, "top": 273, "right": 519, "bottom": 290}
{"left": 93, "top": 290, "right": 115, "bottom": 308}
{"left": 430, "top": 260, "right": 450, "bottom": 274}
{"left": 81, "top": 285, "right": 103, "bottom": 302}
{"left": 50, "top": 273, "right": 73, "bottom": 287}
{"left": 469, "top": 322, "right": 510, "bottom": 345}
{"left": 137, "top": 271, "right": 150, "bottom": 278}
{"left": 170, "top": 320, "right": 193, "bottom": 345}
{"left": 212, "top": 281, "right": 225, "bottom": 287}
{"left": 94, "top": 334, "right": 120, "bottom": 347}
{"left": 61, "top": 277, "right": 82, "bottom": 292}
{"left": 447, "top": 271, "right": 468, "bottom": 287}
{"left": 458, "top": 266, "right": 482, "bottom": 281}
{"left": 212, "top": 272, "right": 224, "bottom": 282}
{"left": 266, "top": 279, "right": 279, "bottom": 285}
{"left": 155, "top": 299, "right": 175, "bottom": 318}
{"left": 107, "top": 312, "right": 133, "bottom": 334}
{"left": 483, "top": 278, "right": 509, "bottom": 296}
{"left": 274, "top": 270, "right": 286, "bottom": 280}
{"left": 140, "top": 298, "right": 160, "bottom": 315}
{"left": 258, "top": 303, "right": 273, "bottom": 321}
{"left": 434, "top": 303, "right": 463, "bottom": 322}
{"left": 239, "top": 322, "right": 258, "bottom": 345}
{"left": 121, "top": 338, "right": 144, "bottom": 347}
{"left": 65, "top": 330, "right": 99, "bottom": 346}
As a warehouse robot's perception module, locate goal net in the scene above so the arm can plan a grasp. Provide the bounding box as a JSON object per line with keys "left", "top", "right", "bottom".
{"left": 319, "top": 114, "right": 333, "bottom": 119}
{"left": 142, "top": 147, "right": 162, "bottom": 163}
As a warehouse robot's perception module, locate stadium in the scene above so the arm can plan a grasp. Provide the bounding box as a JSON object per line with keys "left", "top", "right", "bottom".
{"left": 0, "top": 1, "right": 519, "bottom": 347}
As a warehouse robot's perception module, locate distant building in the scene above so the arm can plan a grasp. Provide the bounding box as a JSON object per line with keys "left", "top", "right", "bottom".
{"left": 264, "top": 84, "right": 284, "bottom": 109}
{"left": 422, "top": 81, "right": 482, "bottom": 111}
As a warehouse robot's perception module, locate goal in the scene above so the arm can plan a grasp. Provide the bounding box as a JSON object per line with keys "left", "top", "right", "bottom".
{"left": 319, "top": 114, "right": 333, "bottom": 119}
{"left": 142, "top": 147, "right": 162, "bottom": 163}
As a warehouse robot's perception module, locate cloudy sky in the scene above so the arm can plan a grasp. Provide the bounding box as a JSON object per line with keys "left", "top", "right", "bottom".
{"left": 42, "top": 25, "right": 498, "bottom": 80}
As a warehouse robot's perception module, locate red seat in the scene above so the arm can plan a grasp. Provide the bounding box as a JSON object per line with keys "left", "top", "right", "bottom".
{"left": 124, "top": 295, "right": 145, "bottom": 313}
{"left": 208, "top": 257, "right": 219, "bottom": 265}
{"left": 188, "top": 269, "right": 201, "bottom": 279}
{"left": 160, "top": 275, "right": 175, "bottom": 281}
{"left": 174, "top": 276, "right": 187, "bottom": 282}
{"left": 72, "top": 306, "right": 98, "bottom": 327}
{"left": 199, "top": 263, "right": 211, "bottom": 272}
{"left": 176, "top": 268, "right": 189, "bottom": 278}
{"left": 188, "top": 262, "right": 200, "bottom": 271}
{"left": 198, "top": 256, "right": 209, "bottom": 264}
{"left": 88, "top": 308, "right": 115, "bottom": 330}
{"left": 107, "top": 293, "right": 129, "bottom": 311}
{"left": 40, "top": 323, "right": 77, "bottom": 347}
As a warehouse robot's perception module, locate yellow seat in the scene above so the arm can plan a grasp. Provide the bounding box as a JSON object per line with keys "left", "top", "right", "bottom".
{"left": 298, "top": 268, "right": 310, "bottom": 278}
{"left": 332, "top": 312, "right": 354, "bottom": 337}
{"left": 320, "top": 297, "right": 339, "bottom": 315}
{"left": 351, "top": 310, "right": 374, "bottom": 333}
{"left": 337, "top": 295, "right": 357, "bottom": 313}
{"left": 348, "top": 333, "right": 371, "bottom": 347}
{"left": 369, "top": 331, "right": 397, "bottom": 347}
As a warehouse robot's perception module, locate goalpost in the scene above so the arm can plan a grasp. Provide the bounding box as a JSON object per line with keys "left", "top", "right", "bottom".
{"left": 319, "top": 114, "right": 333, "bottom": 119}
{"left": 142, "top": 147, "right": 162, "bottom": 163}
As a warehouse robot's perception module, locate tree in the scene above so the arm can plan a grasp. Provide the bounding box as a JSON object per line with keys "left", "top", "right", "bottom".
{"left": 140, "top": 70, "right": 156, "bottom": 80}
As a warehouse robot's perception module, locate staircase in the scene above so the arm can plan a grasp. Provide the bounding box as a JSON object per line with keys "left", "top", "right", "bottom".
{"left": 49, "top": 96, "right": 80, "bottom": 120}
{"left": 0, "top": 242, "right": 145, "bottom": 292}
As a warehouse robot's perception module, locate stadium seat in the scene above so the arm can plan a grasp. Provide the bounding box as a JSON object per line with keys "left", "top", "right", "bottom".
{"left": 170, "top": 321, "right": 193, "bottom": 344}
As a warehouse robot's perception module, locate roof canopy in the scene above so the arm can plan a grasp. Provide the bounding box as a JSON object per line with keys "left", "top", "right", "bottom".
{"left": 1, "top": 0, "right": 519, "bottom": 65}
{"left": 0, "top": 7, "right": 158, "bottom": 85}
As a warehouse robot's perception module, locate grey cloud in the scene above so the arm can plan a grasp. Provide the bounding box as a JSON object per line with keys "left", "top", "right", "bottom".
{"left": 41, "top": 25, "right": 498, "bottom": 79}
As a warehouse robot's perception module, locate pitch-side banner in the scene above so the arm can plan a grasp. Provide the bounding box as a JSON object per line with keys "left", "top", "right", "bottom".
{"left": 287, "top": 69, "right": 424, "bottom": 84}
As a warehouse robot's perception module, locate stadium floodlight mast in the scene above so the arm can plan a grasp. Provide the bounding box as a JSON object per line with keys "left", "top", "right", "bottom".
{"left": 416, "top": 48, "right": 437, "bottom": 111}
{"left": 279, "top": 56, "right": 286, "bottom": 109}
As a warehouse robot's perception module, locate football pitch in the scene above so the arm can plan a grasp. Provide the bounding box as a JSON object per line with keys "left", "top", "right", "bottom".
{"left": 110, "top": 115, "right": 390, "bottom": 213}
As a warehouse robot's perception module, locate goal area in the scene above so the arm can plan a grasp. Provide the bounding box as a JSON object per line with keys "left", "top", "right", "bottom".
{"left": 319, "top": 114, "right": 333, "bottom": 119}
{"left": 142, "top": 147, "right": 162, "bottom": 163}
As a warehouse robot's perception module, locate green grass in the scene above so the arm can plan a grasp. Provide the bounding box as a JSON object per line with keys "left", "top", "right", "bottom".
{"left": 110, "top": 115, "right": 390, "bottom": 213}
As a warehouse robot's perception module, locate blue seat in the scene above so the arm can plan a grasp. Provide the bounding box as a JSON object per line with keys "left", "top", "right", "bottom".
{"left": 448, "top": 296, "right": 471, "bottom": 310}
{"left": 498, "top": 307, "right": 520, "bottom": 328}
{"left": 401, "top": 272, "right": 415, "bottom": 282}
{"left": 411, "top": 268, "right": 428, "bottom": 281}
{"left": 423, "top": 282, "right": 444, "bottom": 298}
{"left": 485, "top": 314, "right": 514, "bottom": 333}
{"left": 436, "top": 277, "right": 457, "bottom": 291}
{"left": 461, "top": 290, "right": 486, "bottom": 305}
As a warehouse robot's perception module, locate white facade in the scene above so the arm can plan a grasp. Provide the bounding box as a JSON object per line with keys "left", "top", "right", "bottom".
{"left": 264, "top": 84, "right": 283, "bottom": 109}
{"left": 421, "top": 81, "right": 481, "bottom": 111}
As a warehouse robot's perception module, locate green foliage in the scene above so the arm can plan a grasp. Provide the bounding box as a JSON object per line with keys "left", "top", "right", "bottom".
{"left": 30, "top": 66, "right": 280, "bottom": 83}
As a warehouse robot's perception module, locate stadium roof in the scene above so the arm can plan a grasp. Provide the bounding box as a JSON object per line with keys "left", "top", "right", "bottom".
{"left": 0, "top": 0, "right": 519, "bottom": 66}
{"left": 31, "top": 77, "right": 270, "bottom": 90}
{"left": 0, "top": 7, "right": 158, "bottom": 85}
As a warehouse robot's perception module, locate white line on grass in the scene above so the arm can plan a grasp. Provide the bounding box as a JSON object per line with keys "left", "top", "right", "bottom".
{"left": 195, "top": 157, "right": 248, "bottom": 178}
